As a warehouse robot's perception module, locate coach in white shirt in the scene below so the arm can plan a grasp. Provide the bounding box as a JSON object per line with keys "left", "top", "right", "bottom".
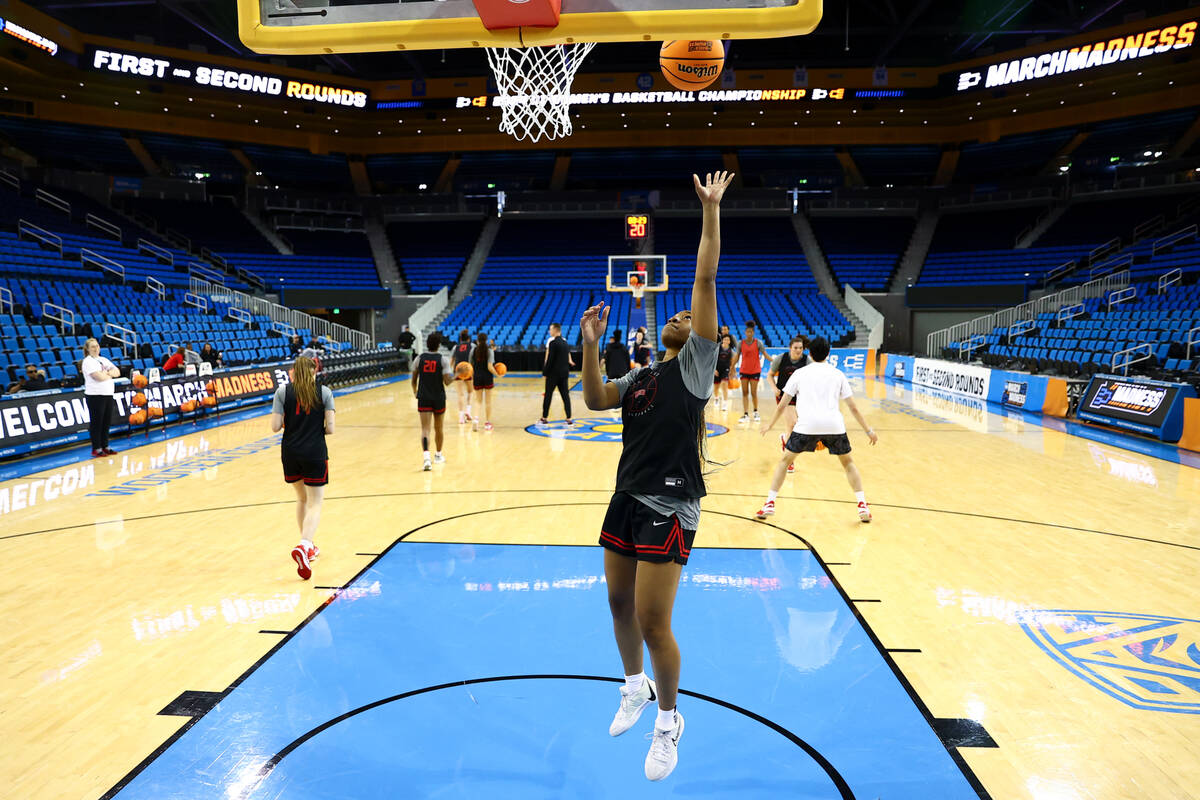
{"left": 757, "top": 336, "right": 878, "bottom": 523}
{"left": 81, "top": 337, "right": 121, "bottom": 457}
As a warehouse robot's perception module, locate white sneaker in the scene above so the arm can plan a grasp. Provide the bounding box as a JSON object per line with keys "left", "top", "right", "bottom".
{"left": 644, "top": 709, "right": 684, "bottom": 781}
{"left": 458, "top": 411, "right": 466, "bottom": 424}
{"left": 858, "top": 501, "right": 872, "bottom": 523}
{"left": 721, "top": 401, "right": 728, "bottom": 412}
{"left": 422, "top": 455, "right": 432, "bottom": 471}
{"left": 755, "top": 500, "right": 775, "bottom": 520}
{"left": 433, "top": 453, "right": 445, "bottom": 465}
{"left": 738, "top": 414, "right": 749, "bottom": 424}
{"left": 609, "top": 678, "right": 656, "bottom": 736}
{"left": 753, "top": 411, "right": 761, "bottom": 422}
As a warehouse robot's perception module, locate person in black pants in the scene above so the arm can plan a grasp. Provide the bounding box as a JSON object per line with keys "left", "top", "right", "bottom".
{"left": 540, "top": 322, "right": 575, "bottom": 425}
{"left": 81, "top": 338, "right": 120, "bottom": 457}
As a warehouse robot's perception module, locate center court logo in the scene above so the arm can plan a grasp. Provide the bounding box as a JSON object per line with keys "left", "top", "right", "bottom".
{"left": 525, "top": 416, "right": 728, "bottom": 442}
{"left": 1019, "top": 609, "right": 1200, "bottom": 713}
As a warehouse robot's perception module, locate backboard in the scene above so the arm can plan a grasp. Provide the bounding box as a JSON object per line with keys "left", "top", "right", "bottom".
{"left": 607, "top": 255, "right": 668, "bottom": 293}
{"left": 237, "top": 0, "right": 822, "bottom": 54}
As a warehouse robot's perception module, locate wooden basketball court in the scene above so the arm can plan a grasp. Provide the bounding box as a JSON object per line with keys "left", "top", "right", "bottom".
{"left": 2, "top": 373, "right": 1197, "bottom": 799}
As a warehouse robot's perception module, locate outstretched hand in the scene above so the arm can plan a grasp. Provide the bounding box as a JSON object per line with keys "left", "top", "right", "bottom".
{"left": 693, "top": 170, "right": 735, "bottom": 206}
{"left": 580, "top": 302, "right": 610, "bottom": 346}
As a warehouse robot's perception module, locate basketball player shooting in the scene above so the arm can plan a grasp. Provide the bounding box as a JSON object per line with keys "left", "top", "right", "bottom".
{"left": 580, "top": 170, "right": 733, "bottom": 782}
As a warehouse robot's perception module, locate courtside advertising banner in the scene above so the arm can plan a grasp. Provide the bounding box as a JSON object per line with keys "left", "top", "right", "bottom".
{"left": 0, "top": 364, "right": 291, "bottom": 457}
{"left": 764, "top": 348, "right": 872, "bottom": 375}
{"left": 911, "top": 386, "right": 990, "bottom": 433}
{"left": 1077, "top": 375, "right": 1197, "bottom": 441}
{"left": 912, "top": 358, "right": 991, "bottom": 400}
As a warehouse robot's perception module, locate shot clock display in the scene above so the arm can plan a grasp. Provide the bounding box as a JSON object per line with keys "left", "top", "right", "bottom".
{"left": 625, "top": 214, "right": 649, "bottom": 240}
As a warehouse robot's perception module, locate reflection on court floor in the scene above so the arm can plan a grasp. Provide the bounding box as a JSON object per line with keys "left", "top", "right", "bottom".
{"left": 111, "top": 544, "right": 980, "bottom": 800}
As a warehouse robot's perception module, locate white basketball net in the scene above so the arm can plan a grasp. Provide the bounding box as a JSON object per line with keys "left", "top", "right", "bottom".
{"left": 485, "top": 43, "right": 597, "bottom": 142}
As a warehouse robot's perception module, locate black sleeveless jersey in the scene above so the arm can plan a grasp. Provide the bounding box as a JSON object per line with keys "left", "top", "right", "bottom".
{"left": 281, "top": 384, "right": 327, "bottom": 461}
{"left": 634, "top": 345, "right": 653, "bottom": 366}
{"left": 774, "top": 353, "right": 808, "bottom": 392}
{"left": 452, "top": 343, "right": 471, "bottom": 365}
{"left": 415, "top": 352, "right": 447, "bottom": 406}
{"left": 716, "top": 345, "right": 733, "bottom": 373}
{"left": 614, "top": 359, "right": 707, "bottom": 500}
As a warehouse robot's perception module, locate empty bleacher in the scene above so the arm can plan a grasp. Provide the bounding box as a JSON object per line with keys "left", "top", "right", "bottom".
{"left": 810, "top": 215, "right": 913, "bottom": 292}
{"left": 388, "top": 219, "right": 485, "bottom": 294}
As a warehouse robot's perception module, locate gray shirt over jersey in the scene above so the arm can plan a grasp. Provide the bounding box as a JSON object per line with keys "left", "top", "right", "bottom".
{"left": 609, "top": 333, "right": 719, "bottom": 530}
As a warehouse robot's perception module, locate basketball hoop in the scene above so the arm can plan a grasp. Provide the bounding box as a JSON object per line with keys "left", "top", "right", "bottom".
{"left": 485, "top": 42, "right": 596, "bottom": 142}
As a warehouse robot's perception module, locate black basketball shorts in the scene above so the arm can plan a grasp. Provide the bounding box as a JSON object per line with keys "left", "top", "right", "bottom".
{"left": 599, "top": 492, "right": 696, "bottom": 565}
{"left": 282, "top": 455, "right": 329, "bottom": 486}
{"left": 785, "top": 432, "right": 852, "bottom": 456}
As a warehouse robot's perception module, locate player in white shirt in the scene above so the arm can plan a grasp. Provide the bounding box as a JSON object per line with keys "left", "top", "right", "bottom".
{"left": 755, "top": 336, "right": 878, "bottom": 522}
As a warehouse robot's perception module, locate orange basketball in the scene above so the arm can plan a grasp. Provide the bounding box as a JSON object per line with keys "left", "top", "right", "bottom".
{"left": 181, "top": 400, "right": 196, "bottom": 413}
{"left": 815, "top": 441, "right": 827, "bottom": 451}
{"left": 132, "top": 392, "right": 147, "bottom": 408}
{"left": 132, "top": 373, "right": 148, "bottom": 389}
{"left": 203, "top": 396, "right": 217, "bottom": 408}
{"left": 659, "top": 39, "right": 725, "bottom": 90}
{"left": 494, "top": 362, "right": 507, "bottom": 377}
{"left": 148, "top": 405, "right": 164, "bottom": 418}
{"left": 727, "top": 377, "right": 741, "bottom": 390}
{"left": 128, "top": 410, "right": 146, "bottom": 425}
{"left": 455, "top": 362, "right": 474, "bottom": 381}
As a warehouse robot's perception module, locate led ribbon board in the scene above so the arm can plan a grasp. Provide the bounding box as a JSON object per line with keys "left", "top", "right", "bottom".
{"left": 86, "top": 46, "right": 369, "bottom": 108}
{"left": 456, "top": 88, "right": 846, "bottom": 108}
{"left": 953, "top": 20, "right": 1196, "bottom": 92}
{"left": 0, "top": 17, "right": 59, "bottom": 56}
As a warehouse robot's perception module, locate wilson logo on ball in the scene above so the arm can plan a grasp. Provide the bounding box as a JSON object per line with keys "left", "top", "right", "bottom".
{"left": 659, "top": 39, "right": 725, "bottom": 90}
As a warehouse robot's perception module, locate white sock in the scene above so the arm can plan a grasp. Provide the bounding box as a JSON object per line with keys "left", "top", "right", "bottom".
{"left": 299, "top": 538, "right": 313, "bottom": 550}
{"left": 625, "top": 672, "right": 646, "bottom": 693}
{"left": 855, "top": 491, "right": 867, "bottom": 504}
{"left": 436, "top": 451, "right": 443, "bottom": 457}
{"left": 767, "top": 490, "right": 778, "bottom": 503}
{"left": 423, "top": 450, "right": 431, "bottom": 459}
{"left": 655, "top": 707, "right": 677, "bottom": 730}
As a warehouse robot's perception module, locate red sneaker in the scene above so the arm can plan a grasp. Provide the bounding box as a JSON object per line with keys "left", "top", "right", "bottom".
{"left": 91, "top": 449, "right": 105, "bottom": 458}
{"left": 857, "top": 501, "right": 872, "bottom": 523}
{"left": 291, "top": 545, "right": 312, "bottom": 580}
{"left": 755, "top": 500, "right": 775, "bottom": 520}
{"left": 787, "top": 462, "right": 795, "bottom": 473}
{"left": 307, "top": 544, "right": 320, "bottom": 561}
{"left": 102, "top": 448, "right": 118, "bottom": 456}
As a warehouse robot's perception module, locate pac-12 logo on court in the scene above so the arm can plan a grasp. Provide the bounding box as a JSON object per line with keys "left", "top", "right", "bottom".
{"left": 1019, "top": 610, "right": 1200, "bottom": 714}
{"left": 525, "top": 416, "right": 728, "bottom": 442}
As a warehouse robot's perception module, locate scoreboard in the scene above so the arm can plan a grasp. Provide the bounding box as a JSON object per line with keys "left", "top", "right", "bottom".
{"left": 625, "top": 214, "right": 649, "bottom": 240}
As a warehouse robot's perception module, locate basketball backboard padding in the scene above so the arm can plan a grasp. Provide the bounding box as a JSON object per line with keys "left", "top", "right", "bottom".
{"left": 239, "top": 0, "right": 822, "bottom": 54}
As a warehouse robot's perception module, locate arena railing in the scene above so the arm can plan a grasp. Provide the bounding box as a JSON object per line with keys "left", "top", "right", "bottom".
{"left": 961, "top": 334, "right": 986, "bottom": 362}
{"left": 183, "top": 292, "right": 210, "bottom": 312}
{"left": 80, "top": 248, "right": 126, "bottom": 282}
{"left": 35, "top": 188, "right": 71, "bottom": 217}
{"left": 1089, "top": 254, "right": 1133, "bottom": 281}
{"left": 0, "top": 286, "right": 15, "bottom": 314}
{"left": 0, "top": 169, "right": 19, "bottom": 191}
{"left": 103, "top": 322, "right": 138, "bottom": 358}
{"left": 1107, "top": 286, "right": 1137, "bottom": 310}
{"left": 273, "top": 212, "right": 366, "bottom": 233}
{"left": 228, "top": 307, "right": 253, "bottom": 327}
{"left": 1041, "top": 259, "right": 1076, "bottom": 289}
{"left": 1088, "top": 237, "right": 1121, "bottom": 266}
{"left": 165, "top": 229, "right": 192, "bottom": 253}
{"left": 1133, "top": 214, "right": 1165, "bottom": 242}
{"left": 1188, "top": 327, "right": 1200, "bottom": 361}
{"left": 200, "top": 248, "right": 227, "bottom": 269}
{"left": 926, "top": 270, "right": 1131, "bottom": 356}
{"left": 41, "top": 302, "right": 76, "bottom": 333}
{"left": 1111, "top": 343, "right": 1152, "bottom": 376}
{"left": 19, "top": 220, "right": 63, "bottom": 256}
{"left": 1157, "top": 269, "right": 1182, "bottom": 294}
{"left": 1007, "top": 318, "right": 1035, "bottom": 339}
{"left": 145, "top": 276, "right": 166, "bottom": 301}
{"left": 1152, "top": 224, "right": 1196, "bottom": 257}
{"left": 85, "top": 213, "right": 122, "bottom": 242}
{"left": 1056, "top": 303, "right": 1085, "bottom": 322}
{"left": 138, "top": 238, "right": 174, "bottom": 266}
{"left": 189, "top": 276, "right": 372, "bottom": 351}
{"left": 188, "top": 262, "right": 226, "bottom": 286}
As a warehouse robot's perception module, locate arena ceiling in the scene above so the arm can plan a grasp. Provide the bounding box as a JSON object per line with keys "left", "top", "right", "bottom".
{"left": 27, "top": 0, "right": 1199, "bottom": 79}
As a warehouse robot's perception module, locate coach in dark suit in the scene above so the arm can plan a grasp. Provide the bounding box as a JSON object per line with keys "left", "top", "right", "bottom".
{"left": 540, "top": 322, "right": 575, "bottom": 425}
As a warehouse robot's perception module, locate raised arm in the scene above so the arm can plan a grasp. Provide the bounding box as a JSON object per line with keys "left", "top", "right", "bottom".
{"left": 690, "top": 171, "right": 734, "bottom": 342}
{"left": 581, "top": 302, "right": 621, "bottom": 410}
